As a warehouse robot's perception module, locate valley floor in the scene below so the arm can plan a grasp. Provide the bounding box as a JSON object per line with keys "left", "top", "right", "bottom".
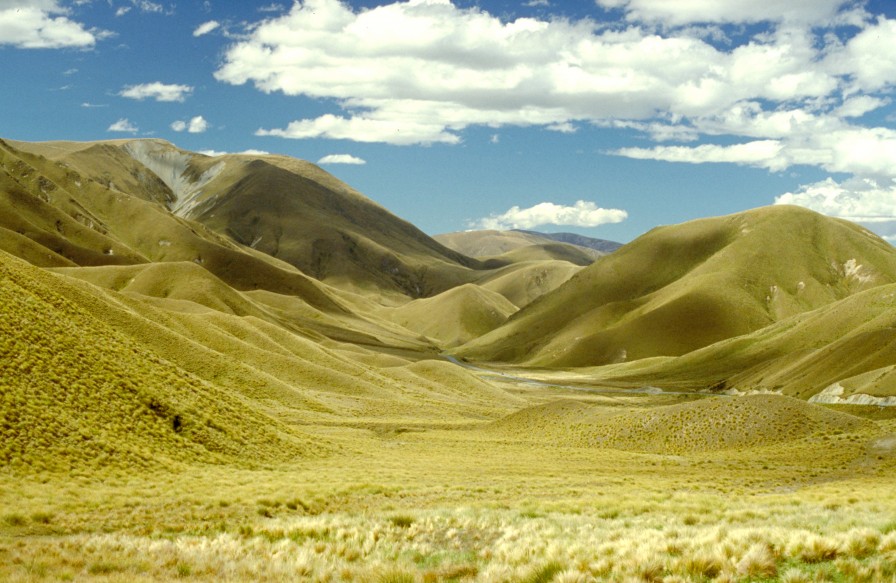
{"left": 2, "top": 384, "right": 896, "bottom": 582}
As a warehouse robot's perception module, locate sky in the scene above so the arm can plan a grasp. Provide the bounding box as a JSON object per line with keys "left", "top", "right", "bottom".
{"left": 2, "top": 0, "right": 896, "bottom": 243}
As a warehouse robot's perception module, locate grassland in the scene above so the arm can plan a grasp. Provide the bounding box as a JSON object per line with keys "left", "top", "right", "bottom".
{"left": 2, "top": 389, "right": 895, "bottom": 582}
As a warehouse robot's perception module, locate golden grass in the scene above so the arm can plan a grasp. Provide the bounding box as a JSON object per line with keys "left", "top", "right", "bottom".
{"left": 1, "top": 416, "right": 894, "bottom": 581}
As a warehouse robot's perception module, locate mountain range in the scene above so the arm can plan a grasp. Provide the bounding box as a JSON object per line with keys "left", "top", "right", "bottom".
{"left": 3, "top": 137, "right": 896, "bottom": 468}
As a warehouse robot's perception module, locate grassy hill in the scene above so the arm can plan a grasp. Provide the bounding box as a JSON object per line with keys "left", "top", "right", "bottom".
{"left": 456, "top": 205, "right": 896, "bottom": 367}
{"left": 4, "top": 138, "right": 483, "bottom": 299}
{"left": 490, "top": 394, "right": 872, "bottom": 454}
{"left": 384, "top": 283, "right": 519, "bottom": 347}
{"left": 435, "top": 228, "right": 607, "bottom": 264}
{"left": 475, "top": 260, "right": 583, "bottom": 308}
{"left": 586, "top": 282, "right": 896, "bottom": 400}
{"left": 0, "top": 250, "right": 322, "bottom": 472}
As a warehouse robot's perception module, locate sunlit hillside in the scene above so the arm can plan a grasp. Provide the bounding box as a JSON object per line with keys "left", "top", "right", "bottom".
{"left": 456, "top": 205, "right": 896, "bottom": 369}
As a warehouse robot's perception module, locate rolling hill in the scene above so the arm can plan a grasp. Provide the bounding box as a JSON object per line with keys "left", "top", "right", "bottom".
{"left": 434, "top": 228, "right": 613, "bottom": 265}
{"left": 3, "top": 138, "right": 482, "bottom": 299}
{"left": 455, "top": 205, "right": 896, "bottom": 368}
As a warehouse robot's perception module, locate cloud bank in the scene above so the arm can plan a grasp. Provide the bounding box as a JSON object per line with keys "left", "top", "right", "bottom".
{"left": 214, "top": 0, "right": 896, "bottom": 231}
{"left": 472, "top": 200, "right": 628, "bottom": 230}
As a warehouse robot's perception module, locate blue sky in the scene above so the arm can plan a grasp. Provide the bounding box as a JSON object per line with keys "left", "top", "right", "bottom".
{"left": 2, "top": 0, "right": 896, "bottom": 243}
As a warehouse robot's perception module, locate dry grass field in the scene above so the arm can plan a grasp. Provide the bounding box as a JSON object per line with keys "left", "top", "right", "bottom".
{"left": 2, "top": 390, "right": 895, "bottom": 582}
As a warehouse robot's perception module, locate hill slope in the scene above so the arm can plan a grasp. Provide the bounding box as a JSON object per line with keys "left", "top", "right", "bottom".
{"left": 434, "top": 229, "right": 609, "bottom": 264}
{"left": 456, "top": 206, "right": 896, "bottom": 367}
{"left": 0, "top": 250, "right": 322, "bottom": 472}
{"left": 490, "top": 394, "right": 871, "bottom": 454}
{"left": 384, "top": 283, "right": 519, "bottom": 347}
{"left": 4, "top": 138, "right": 481, "bottom": 299}
{"left": 588, "top": 281, "right": 896, "bottom": 400}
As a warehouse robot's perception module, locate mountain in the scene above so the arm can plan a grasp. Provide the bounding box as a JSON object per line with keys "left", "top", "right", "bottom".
{"left": 433, "top": 229, "right": 613, "bottom": 264}
{"left": 3, "top": 138, "right": 481, "bottom": 299}
{"left": 455, "top": 205, "right": 896, "bottom": 368}
{"left": 588, "top": 281, "right": 896, "bottom": 400}
{"left": 513, "top": 230, "right": 623, "bottom": 254}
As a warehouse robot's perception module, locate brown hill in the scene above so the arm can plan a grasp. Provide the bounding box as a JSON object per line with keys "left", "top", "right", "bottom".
{"left": 4, "top": 138, "right": 482, "bottom": 299}
{"left": 456, "top": 205, "right": 896, "bottom": 367}
{"left": 490, "top": 394, "right": 871, "bottom": 454}
{"left": 435, "top": 229, "right": 605, "bottom": 265}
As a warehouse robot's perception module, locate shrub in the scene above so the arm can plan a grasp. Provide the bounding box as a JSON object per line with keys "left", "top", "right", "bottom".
{"left": 521, "top": 561, "right": 565, "bottom": 583}
{"left": 389, "top": 515, "right": 415, "bottom": 528}
{"left": 736, "top": 543, "right": 777, "bottom": 578}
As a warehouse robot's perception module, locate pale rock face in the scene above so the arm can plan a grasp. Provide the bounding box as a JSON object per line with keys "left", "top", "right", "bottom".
{"left": 809, "top": 383, "right": 896, "bottom": 406}
{"left": 124, "top": 140, "right": 225, "bottom": 217}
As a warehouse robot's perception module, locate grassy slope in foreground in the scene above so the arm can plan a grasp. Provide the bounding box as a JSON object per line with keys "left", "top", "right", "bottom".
{"left": 0, "top": 250, "right": 321, "bottom": 472}
{"left": 456, "top": 205, "right": 896, "bottom": 368}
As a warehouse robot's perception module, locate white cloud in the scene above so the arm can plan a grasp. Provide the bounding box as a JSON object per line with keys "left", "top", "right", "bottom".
{"left": 774, "top": 177, "right": 896, "bottom": 223}
{"left": 215, "top": 1, "right": 889, "bottom": 147}
{"left": 131, "top": 0, "right": 164, "bottom": 14}
{"left": 171, "top": 116, "right": 210, "bottom": 133}
{"left": 119, "top": 82, "right": 192, "bottom": 102}
{"left": 188, "top": 116, "right": 209, "bottom": 133}
{"left": 193, "top": 20, "right": 219, "bottom": 37}
{"left": 108, "top": 118, "right": 138, "bottom": 133}
{"left": 0, "top": 0, "right": 103, "bottom": 48}
{"left": 257, "top": 114, "right": 460, "bottom": 146}
{"left": 472, "top": 200, "right": 628, "bottom": 230}
{"left": 317, "top": 154, "right": 366, "bottom": 165}
{"left": 81, "top": 101, "right": 108, "bottom": 108}
{"left": 115, "top": 6, "right": 131, "bottom": 17}
{"left": 214, "top": 0, "right": 896, "bottom": 227}
{"left": 596, "top": 0, "right": 863, "bottom": 26}
{"left": 614, "top": 140, "right": 787, "bottom": 170}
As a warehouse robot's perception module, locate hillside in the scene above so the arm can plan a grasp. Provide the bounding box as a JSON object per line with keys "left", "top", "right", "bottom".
{"left": 4, "top": 138, "right": 481, "bottom": 299}
{"left": 0, "top": 250, "right": 322, "bottom": 471}
{"left": 514, "top": 230, "right": 623, "bottom": 254}
{"left": 434, "top": 228, "right": 608, "bottom": 264}
{"left": 585, "top": 281, "right": 896, "bottom": 400}
{"left": 383, "top": 283, "right": 519, "bottom": 347}
{"left": 456, "top": 205, "right": 896, "bottom": 367}
{"left": 490, "top": 394, "right": 871, "bottom": 454}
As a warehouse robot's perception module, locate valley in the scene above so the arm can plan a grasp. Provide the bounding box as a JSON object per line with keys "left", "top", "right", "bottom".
{"left": 2, "top": 138, "right": 895, "bottom": 582}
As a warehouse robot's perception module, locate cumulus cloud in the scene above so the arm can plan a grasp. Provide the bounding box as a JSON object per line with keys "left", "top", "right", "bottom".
{"left": 171, "top": 115, "right": 209, "bottom": 133}
{"left": 193, "top": 20, "right": 219, "bottom": 36}
{"left": 595, "top": 0, "right": 863, "bottom": 26}
{"left": 775, "top": 177, "right": 896, "bottom": 223}
{"left": 119, "top": 82, "right": 192, "bottom": 102}
{"left": 472, "top": 200, "right": 628, "bottom": 230}
{"left": 214, "top": 0, "right": 896, "bottom": 230}
{"left": 317, "top": 154, "right": 366, "bottom": 165}
{"left": 107, "top": 118, "right": 138, "bottom": 133}
{"left": 0, "top": 0, "right": 104, "bottom": 48}
{"left": 256, "top": 113, "right": 460, "bottom": 145}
